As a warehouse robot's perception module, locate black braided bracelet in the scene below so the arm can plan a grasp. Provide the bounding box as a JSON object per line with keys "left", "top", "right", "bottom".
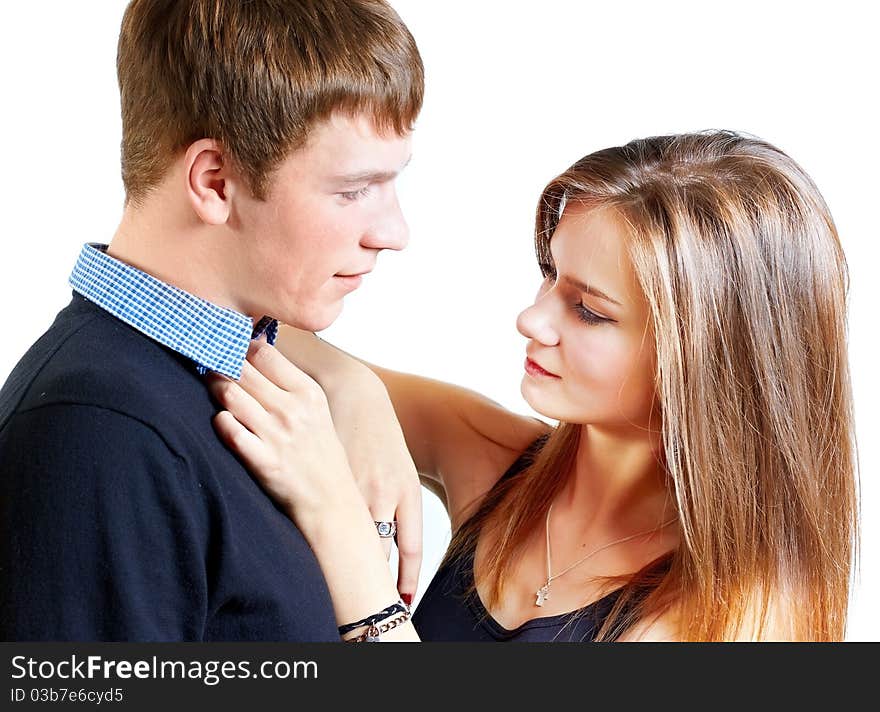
{"left": 337, "top": 600, "right": 408, "bottom": 636}
{"left": 344, "top": 611, "right": 411, "bottom": 643}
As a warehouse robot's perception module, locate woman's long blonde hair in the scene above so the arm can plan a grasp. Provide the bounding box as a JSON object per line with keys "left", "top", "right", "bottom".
{"left": 445, "top": 130, "right": 858, "bottom": 640}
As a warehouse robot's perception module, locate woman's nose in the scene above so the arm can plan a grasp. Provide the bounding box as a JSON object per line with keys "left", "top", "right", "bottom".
{"left": 516, "top": 298, "right": 560, "bottom": 346}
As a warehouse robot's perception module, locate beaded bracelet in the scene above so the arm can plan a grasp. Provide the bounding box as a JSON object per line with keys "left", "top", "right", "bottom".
{"left": 343, "top": 611, "right": 411, "bottom": 643}
{"left": 337, "top": 600, "right": 409, "bottom": 637}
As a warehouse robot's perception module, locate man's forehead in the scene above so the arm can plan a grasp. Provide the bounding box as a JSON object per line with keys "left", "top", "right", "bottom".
{"left": 306, "top": 111, "right": 411, "bottom": 149}
{"left": 297, "top": 117, "right": 412, "bottom": 175}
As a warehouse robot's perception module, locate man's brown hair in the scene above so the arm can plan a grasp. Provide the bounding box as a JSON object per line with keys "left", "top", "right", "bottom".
{"left": 117, "top": 0, "right": 424, "bottom": 205}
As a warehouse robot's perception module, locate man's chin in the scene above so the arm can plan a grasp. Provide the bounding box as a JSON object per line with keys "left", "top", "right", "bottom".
{"left": 283, "top": 300, "right": 344, "bottom": 333}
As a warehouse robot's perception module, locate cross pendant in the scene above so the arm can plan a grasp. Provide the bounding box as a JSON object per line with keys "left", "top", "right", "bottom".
{"left": 535, "top": 583, "right": 550, "bottom": 607}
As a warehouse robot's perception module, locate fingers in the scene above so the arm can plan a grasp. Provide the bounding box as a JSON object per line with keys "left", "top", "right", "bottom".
{"left": 394, "top": 486, "right": 424, "bottom": 607}
{"left": 206, "top": 373, "right": 273, "bottom": 438}
{"left": 372, "top": 519, "right": 394, "bottom": 561}
{"left": 212, "top": 410, "right": 274, "bottom": 476}
{"left": 236, "top": 343, "right": 330, "bottom": 424}
{"left": 243, "top": 340, "right": 318, "bottom": 394}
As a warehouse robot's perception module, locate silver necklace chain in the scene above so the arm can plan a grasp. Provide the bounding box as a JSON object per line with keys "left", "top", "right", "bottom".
{"left": 535, "top": 503, "right": 678, "bottom": 607}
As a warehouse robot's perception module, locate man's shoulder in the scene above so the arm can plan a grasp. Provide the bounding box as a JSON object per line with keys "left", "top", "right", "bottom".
{"left": 0, "top": 294, "right": 208, "bottom": 437}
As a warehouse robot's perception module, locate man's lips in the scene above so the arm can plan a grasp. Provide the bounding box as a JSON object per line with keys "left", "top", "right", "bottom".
{"left": 525, "top": 357, "right": 560, "bottom": 379}
{"left": 334, "top": 274, "right": 364, "bottom": 290}
{"left": 334, "top": 268, "right": 373, "bottom": 290}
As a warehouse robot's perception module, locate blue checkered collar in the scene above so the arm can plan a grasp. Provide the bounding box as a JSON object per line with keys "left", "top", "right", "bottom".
{"left": 69, "top": 242, "right": 277, "bottom": 380}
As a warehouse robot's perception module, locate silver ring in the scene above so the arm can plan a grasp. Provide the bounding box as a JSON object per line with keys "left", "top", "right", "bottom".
{"left": 374, "top": 520, "right": 397, "bottom": 538}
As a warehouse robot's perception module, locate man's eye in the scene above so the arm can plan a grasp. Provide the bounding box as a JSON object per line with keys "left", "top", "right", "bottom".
{"left": 339, "top": 186, "right": 371, "bottom": 201}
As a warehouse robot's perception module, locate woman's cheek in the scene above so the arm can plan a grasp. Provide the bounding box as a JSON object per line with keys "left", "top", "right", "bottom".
{"left": 569, "top": 332, "right": 625, "bottom": 391}
{"left": 615, "top": 337, "right": 658, "bottom": 421}
{"left": 583, "top": 333, "right": 651, "bottom": 408}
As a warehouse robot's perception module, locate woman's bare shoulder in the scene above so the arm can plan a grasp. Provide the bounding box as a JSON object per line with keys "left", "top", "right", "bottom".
{"left": 616, "top": 594, "right": 799, "bottom": 641}
{"left": 443, "top": 414, "right": 551, "bottom": 531}
{"left": 616, "top": 609, "right": 680, "bottom": 642}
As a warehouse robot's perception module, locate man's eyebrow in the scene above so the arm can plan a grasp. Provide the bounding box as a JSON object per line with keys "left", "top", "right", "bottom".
{"left": 562, "top": 275, "right": 623, "bottom": 306}
{"left": 334, "top": 155, "right": 412, "bottom": 185}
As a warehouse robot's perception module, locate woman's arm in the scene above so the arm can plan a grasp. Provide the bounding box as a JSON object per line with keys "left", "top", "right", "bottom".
{"left": 266, "top": 328, "right": 424, "bottom": 600}
{"left": 275, "top": 326, "right": 551, "bottom": 527}
{"left": 365, "top": 364, "right": 550, "bottom": 526}
{"left": 208, "top": 343, "right": 418, "bottom": 641}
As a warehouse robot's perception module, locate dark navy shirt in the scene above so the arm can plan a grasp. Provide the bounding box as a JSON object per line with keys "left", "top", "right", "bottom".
{"left": 414, "top": 440, "right": 627, "bottom": 642}
{"left": 0, "top": 294, "right": 337, "bottom": 641}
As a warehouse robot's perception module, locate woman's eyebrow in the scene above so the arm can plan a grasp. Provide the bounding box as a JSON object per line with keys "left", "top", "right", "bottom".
{"left": 561, "top": 275, "right": 623, "bottom": 306}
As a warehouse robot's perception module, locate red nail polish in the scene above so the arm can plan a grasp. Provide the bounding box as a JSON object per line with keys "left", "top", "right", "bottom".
{"left": 401, "top": 593, "right": 413, "bottom": 607}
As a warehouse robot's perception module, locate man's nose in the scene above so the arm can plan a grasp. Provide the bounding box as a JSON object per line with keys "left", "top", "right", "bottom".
{"left": 362, "top": 191, "right": 409, "bottom": 252}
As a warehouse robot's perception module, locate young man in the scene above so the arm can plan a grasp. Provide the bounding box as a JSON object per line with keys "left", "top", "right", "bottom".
{"left": 0, "top": 0, "right": 423, "bottom": 641}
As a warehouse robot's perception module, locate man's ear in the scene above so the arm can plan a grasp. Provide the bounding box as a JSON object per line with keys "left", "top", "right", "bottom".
{"left": 183, "top": 138, "right": 237, "bottom": 225}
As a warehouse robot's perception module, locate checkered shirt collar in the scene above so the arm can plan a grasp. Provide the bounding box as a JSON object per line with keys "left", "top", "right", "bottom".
{"left": 69, "top": 242, "right": 278, "bottom": 379}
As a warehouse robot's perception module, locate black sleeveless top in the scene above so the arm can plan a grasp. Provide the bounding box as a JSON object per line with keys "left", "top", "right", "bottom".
{"left": 413, "top": 437, "right": 631, "bottom": 642}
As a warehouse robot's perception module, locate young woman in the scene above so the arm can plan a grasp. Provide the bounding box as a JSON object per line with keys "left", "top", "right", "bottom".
{"left": 208, "top": 130, "right": 858, "bottom": 641}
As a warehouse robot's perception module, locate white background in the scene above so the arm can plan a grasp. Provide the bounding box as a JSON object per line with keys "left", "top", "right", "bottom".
{"left": 0, "top": 1, "right": 876, "bottom": 640}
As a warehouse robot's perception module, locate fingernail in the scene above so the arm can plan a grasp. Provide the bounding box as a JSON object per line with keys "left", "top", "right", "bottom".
{"left": 401, "top": 593, "right": 413, "bottom": 607}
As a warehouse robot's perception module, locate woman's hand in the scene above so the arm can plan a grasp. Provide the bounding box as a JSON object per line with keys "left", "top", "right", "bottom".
{"left": 207, "top": 341, "right": 420, "bottom": 640}
{"left": 272, "top": 327, "right": 423, "bottom": 605}
{"left": 207, "top": 340, "right": 359, "bottom": 533}
{"left": 320, "top": 380, "right": 423, "bottom": 605}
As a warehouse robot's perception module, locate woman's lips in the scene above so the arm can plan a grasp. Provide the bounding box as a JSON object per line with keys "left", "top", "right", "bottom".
{"left": 525, "top": 357, "right": 560, "bottom": 379}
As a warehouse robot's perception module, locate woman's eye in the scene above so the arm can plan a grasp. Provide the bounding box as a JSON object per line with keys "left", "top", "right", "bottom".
{"left": 339, "top": 186, "right": 371, "bottom": 201}
{"left": 572, "top": 303, "right": 609, "bottom": 325}
{"left": 539, "top": 263, "right": 612, "bottom": 325}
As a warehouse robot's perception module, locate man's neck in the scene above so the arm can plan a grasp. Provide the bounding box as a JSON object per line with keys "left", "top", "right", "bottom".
{"left": 107, "top": 199, "right": 251, "bottom": 319}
